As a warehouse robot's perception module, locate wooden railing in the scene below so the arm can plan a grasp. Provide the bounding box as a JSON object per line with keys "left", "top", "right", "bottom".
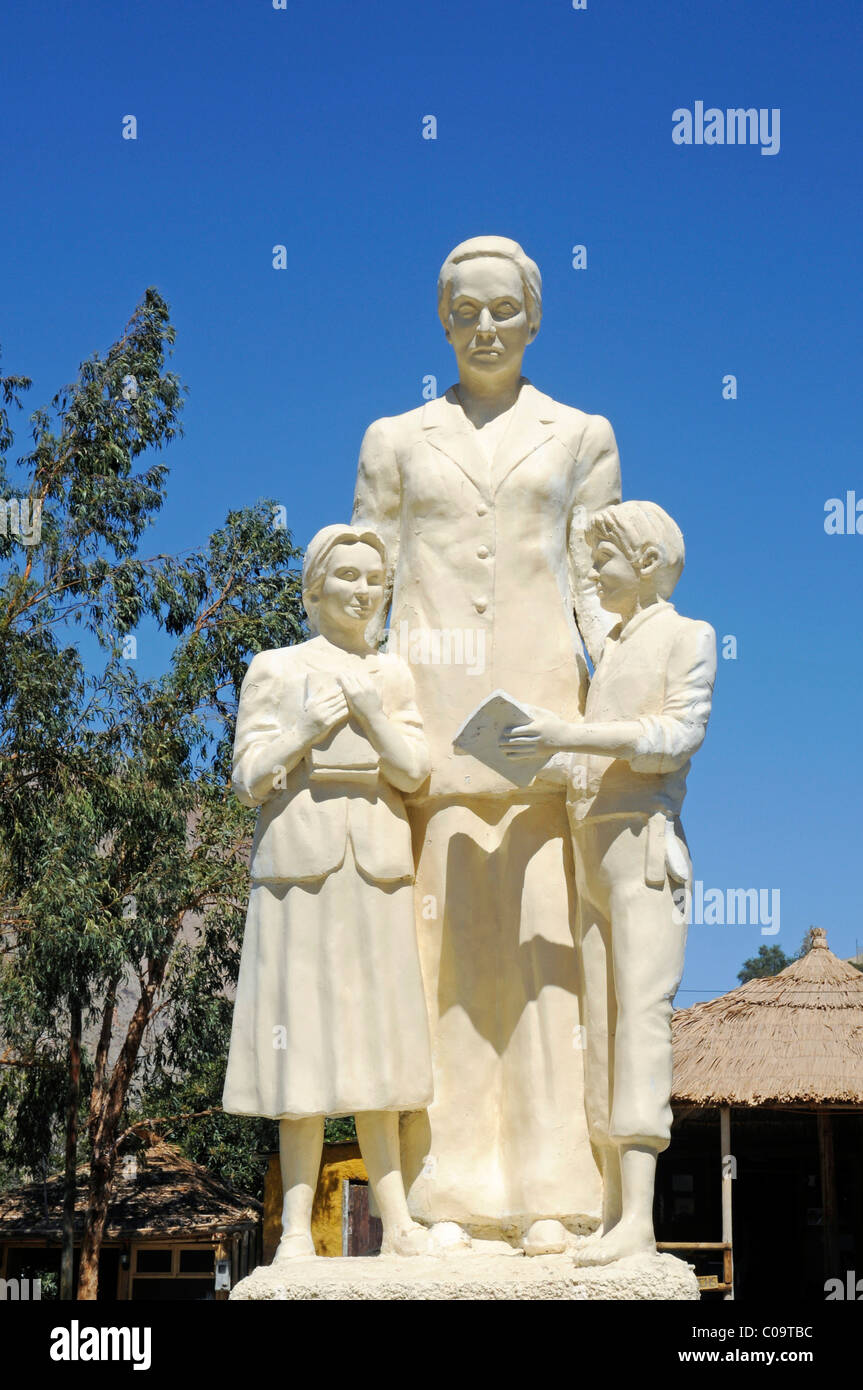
{"left": 657, "top": 1240, "right": 733, "bottom": 1295}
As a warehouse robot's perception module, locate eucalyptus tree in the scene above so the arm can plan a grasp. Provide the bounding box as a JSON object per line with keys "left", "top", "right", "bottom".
{"left": 0, "top": 291, "right": 305, "bottom": 1297}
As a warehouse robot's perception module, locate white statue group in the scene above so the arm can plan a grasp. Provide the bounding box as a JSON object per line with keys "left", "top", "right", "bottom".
{"left": 223, "top": 236, "right": 717, "bottom": 1269}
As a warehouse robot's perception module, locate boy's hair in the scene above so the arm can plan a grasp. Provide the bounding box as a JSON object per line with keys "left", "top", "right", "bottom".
{"left": 587, "top": 500, "right": 685, "bottom": 599}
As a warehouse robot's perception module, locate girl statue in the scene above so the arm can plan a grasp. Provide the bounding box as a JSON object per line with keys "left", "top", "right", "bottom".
{"left": 223, "top": 523, "right": 433, "bottom": 1258}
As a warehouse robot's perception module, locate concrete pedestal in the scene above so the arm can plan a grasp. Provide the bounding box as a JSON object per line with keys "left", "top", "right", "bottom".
{"left": 230, "top": 1251, "right": 699, "bottom": 1301}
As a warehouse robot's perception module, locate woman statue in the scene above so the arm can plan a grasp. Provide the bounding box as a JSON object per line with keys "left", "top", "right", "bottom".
{"left": 223, "top": 523, "right": 433, "bottom": 1258}
{"left": 353, "top": 236, "right": 620, "bottom": 1249}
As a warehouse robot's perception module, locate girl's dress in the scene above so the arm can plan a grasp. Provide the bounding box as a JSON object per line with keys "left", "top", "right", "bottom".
{"left": 223, "top": 637, "right": 433, "bottom": 1119}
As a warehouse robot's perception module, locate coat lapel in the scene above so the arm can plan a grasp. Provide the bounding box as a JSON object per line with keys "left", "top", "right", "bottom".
{"left": 421, "top": 387, "right": 491, "bottom": 497}
{"left": 490, "top": 380, "right": 559, "bottom": 494}
{"left": 421, "top": 381, "right": 560, "bottom": 498}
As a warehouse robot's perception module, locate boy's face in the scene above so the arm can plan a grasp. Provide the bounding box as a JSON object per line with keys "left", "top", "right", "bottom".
{"left": 589, "top": 537, "right": 642, "bottom": 615}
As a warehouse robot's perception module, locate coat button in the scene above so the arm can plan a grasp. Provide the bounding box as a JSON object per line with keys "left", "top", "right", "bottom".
{"left": 476, "top": 505, "right": 488, "bottom": 517}
{"left": 474, "top": 598, "right": 488, "bottom": 613}
{"left": 477, "top": 546, "right": 490, "bottom": 559}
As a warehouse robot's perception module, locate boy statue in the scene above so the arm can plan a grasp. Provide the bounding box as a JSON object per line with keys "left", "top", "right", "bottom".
{"left": 500, "top": 500, "right": 716, "bottom": 1264}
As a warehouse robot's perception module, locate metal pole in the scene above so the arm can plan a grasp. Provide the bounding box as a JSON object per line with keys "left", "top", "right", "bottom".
{"left": 341, "top": 1178, "right": 350, "bottom": 1257}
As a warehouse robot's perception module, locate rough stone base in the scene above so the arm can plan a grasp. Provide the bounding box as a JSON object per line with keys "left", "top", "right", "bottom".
{"left": 230, "top": 1251, "right": 699, "bottom": 1301}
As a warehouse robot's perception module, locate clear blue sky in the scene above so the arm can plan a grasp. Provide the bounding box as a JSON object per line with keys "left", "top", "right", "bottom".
{"left": 2, "top": 0, "right": 861, "bottom": 1001}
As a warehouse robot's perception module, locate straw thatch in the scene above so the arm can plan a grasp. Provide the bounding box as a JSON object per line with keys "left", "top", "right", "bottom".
{"left": 0, "top": 1136, "right": 260, "bottom": 1240}
{"left": 672, "top": 929, "right": 863, "bottom": 1106}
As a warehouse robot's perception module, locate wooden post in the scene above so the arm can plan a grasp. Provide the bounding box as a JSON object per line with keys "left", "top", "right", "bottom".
{"left": 720, "top": 1105, "right": 734, "bottom": 1300}
{"left": 215, "top": 1238, "right": 229, "bottom": 1301}
{"left": 262, "top": 1154, "right": 282, "bottom": 1265}
{"left": 817, "top": 1110, "right": 839, "bottom": 1284}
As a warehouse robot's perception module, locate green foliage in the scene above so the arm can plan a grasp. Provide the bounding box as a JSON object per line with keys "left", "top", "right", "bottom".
{"left": 737, "top": 944, "right": 796, "bottom": 983}
{"left": 737, "top": 930, "right": 818, "bottom": 984}
{"left": 134, "top": 1056, "right": 277, "bottom": 1201}
{"left": 0, "top": 1054, "right": 79, "bottom": 1181}
{"left": 325, "top": 1117, "right": 357, "bottom": 1145}
{"left": 0, "top": 291, "right": 307, "bottom": 1252}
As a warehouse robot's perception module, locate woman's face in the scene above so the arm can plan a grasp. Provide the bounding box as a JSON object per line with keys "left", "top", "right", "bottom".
{"left": 316, "top": 541, "right": 386, "bottom": 637}
{"left": 445, "top": 257, "right": 533, "bottom": 383}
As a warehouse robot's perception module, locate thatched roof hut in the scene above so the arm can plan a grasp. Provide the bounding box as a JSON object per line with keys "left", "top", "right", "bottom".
{"left": 0, "top": 1135, "right": 261, "bottom": 1299}
{"left": 672, "top": 928, "right": 863, "bottom": 1107}
{"left": 663, "top": 928, "right": 863, "bottom": 1297}
{"left": 0, "top": 1136, "right": 260, "bottom": 1241}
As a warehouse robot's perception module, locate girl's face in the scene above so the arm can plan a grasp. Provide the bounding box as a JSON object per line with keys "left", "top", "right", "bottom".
{"left": 316, "top": 542, "right": 386, "bottom": 638}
